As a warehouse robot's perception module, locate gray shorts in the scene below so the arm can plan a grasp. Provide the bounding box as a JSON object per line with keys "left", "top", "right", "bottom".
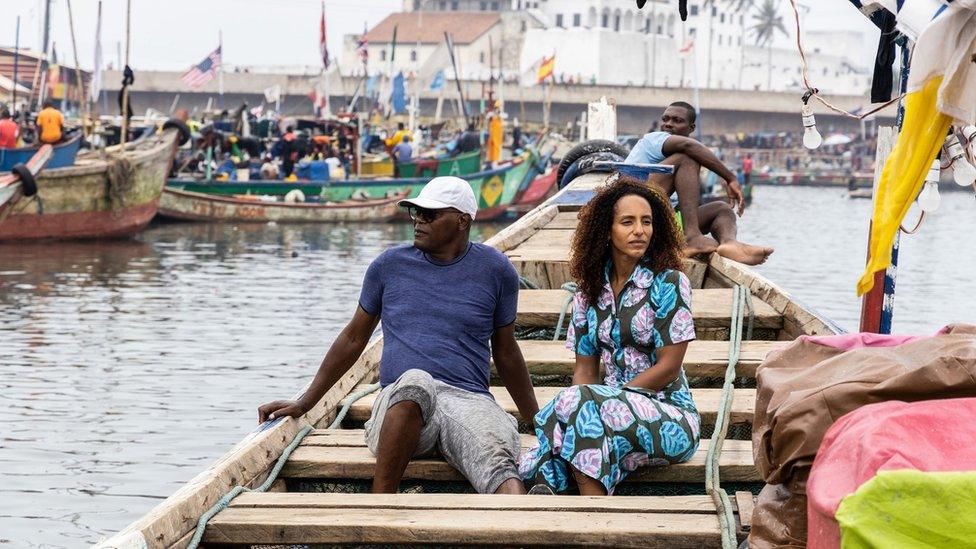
{"left": 364, "top": 368, "right": 521, "bottom": 494}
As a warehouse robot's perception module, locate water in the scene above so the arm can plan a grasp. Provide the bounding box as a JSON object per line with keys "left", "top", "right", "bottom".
{"left": 1, "top": 186, "right": 974, "bottom": 546}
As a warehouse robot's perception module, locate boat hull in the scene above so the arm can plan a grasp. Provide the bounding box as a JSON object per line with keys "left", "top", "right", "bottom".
{"left": 0, "top": 131, "right": 178, "bottom": 241}
{"left": 158, "top": 188, "right": 406, "bottom": 223}
{"left": 0, "top": 134, "right": 82, "bottom": 172}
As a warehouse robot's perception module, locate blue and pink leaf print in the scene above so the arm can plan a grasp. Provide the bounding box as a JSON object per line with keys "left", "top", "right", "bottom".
{"left": 621, "top": 451, "right": 650, "bottom": 471}
{"left": 598, "top": 315, "right": 613, "bottom": 346}
{"left": 603, "top": 464, "right": 621, "bottom": 493}
{"left": 612, "top": 435, "right": 633, "bottom": 461}
{"left": 571, "top": 448, "right": 604, "bottom": 478}
{"left": 625, "top": 391, "right": 662, "bottom": 422}
{"left": 588, "top": 384, "right": 621, "bottom": 398}
{"left": 599, "top": 399, "right": 637, "bottom": 431}
{"left": 621, "top": 286, "right": 648, "bottom": 308}
{"left": 659, "top": 421, "right": 692, "bottom": 457}
{"left": 670, "top": 387, "right": 697, "bottom": 410}
{"left": 623, "top": 346, "right": 651, "bottom": 373}
{"left": 685, "top": 410, "right": 701, "bottom": 440}
{"left": 552, "top": 422, "right": 564, "bottom": 450}
{"left": 554, "top": 386, "right": 581, "bottom": 422}
{"left": 586, "top": 307, "right": 598, "bottom": 334}
{"left": 518, "top": 445, "right": 542, "bottom": 476}
{"left": 636, "top": 425, "right": 655, "bottom": 453}
{"left": 632, "top": 266, "right": 654, "bottom": 288}
{"left": 658, "top": 401, "right": 686, "bottom": 421}
{"left": 652, "top": 278, "right": 678, "bottom": 318}
{"left": 597, "top": 288, "right": 614, "bottom": 311}
{"left": 572, "top": 292, "right": 589, "bottom": 328}
{"left": 601, "top": 437, "right": 611, "bottom": 462}
{"left": 559, "top": 425, "right": 577, "bottom": 460}
{"left": 677, "top": 272, "right": 693, "bottom": 305}
{"left": 575, "top": 400, "right": 604, "bottom": 438}
{"left": 669, "top": 307, "right": 696, "bottom": 343}
{"left": 631, "top": 303, "right": 656, "bottom": 345}
{"left": 540, "top": 459, "right": 570, "bottom": 492}
{"left": 611, "top": 319, "right": 622, "bottom": 346}
{"left": 535, "top": 398, "right": 556, "bottom": 426}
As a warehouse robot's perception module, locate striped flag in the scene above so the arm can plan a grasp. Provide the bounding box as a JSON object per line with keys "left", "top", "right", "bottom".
{"left": 319, "top": 2, "right": 329, "bottom": 69}
{"left": 356, "top": 23, "right": 369, "bottom": 65}
{"left": 536, "top": 55, "right": 555, "bottom": 84}
{"left": 677, "top": 39, "right": 694, "bottom": 58}
{"left": 181, "top": 46, "right": 222, "bottom": 89}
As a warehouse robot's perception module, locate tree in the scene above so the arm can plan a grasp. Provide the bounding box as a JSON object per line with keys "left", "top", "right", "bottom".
{"left": 749, "top": 0, "right": 788, "bottom": 91}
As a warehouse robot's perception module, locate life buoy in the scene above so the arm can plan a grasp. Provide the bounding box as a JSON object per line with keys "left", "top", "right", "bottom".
{"left": 11, "top": 163, "right": 37, "bottom": 197}
{"left": 162, "top": 118, "right": 192, "bottom": 146}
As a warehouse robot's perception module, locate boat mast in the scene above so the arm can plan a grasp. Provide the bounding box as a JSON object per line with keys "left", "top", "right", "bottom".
{"left": 12, "top": 16, "right": 19, "bottom": 109}
{"left": 66, "top": 0, "right": 87, "bottom": 119}
{"left": 119, "top": 0, "right": 132, "bottom": 147}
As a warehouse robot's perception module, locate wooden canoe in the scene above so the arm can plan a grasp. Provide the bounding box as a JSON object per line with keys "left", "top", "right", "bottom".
{"left": 0, "top": 145, "right": 54, "bottom": 220}
{"left": 0, "top": 133, "right": 82, "bottom": 171}
{"left": 0, "top": 129, "right": 180, "bottom": 241}
{"left": 96, "top": 170, "right": 841, "bottom": 548}
{"left": 157, "top": 187, "right": 409, "bottom": 223}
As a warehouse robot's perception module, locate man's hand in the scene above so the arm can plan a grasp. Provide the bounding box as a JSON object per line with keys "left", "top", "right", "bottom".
{"left": 258, "top": 399, "right": 308, "bottom": 423}
{"left": 725, "top": 179, "right": 745, "bottom": 216}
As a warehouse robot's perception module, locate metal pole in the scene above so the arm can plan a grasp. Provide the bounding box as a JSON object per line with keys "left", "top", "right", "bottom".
{"left": 66, "top": 0, "right": 86, "bottom": 117}
{"left": 42, "top": 0, "right": 52, "bottom": 60}
{"left": 13, "top": 16, "right": 20, "bottom": 108}
{"left": 120, "top": 0, "right": 132, "bottom": 148}
{"left": 444, "top": 32, "right": 468, "bottom": 120}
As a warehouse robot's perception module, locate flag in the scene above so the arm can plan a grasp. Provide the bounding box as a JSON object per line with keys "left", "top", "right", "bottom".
{"left": 356, "top": 23, "right": 369, "bottom": 65}
{"left": 263, "top": 84, "right": 282, "bottom": 103}
{"left": 391, "top": 72, "right": 406, "bottom": 114}
{"left": 181, "top": 46, "right": 222, "bottom": 90}
{"left": 678, "top": 39, "right": 694, "bottom": 58}
{"left": 418, "top": 40, "right": 451, "bottom": 89}
{"left": 430, "top": 70, "right": 445, "bottom": 91}
{"left": 536, "top": 55, "right": 555, "bottom": 84}
{"left": 319, "top": 2, "right": 329, "bottom": 69}
{"left": 90, "top": 1, "right": 103, "bottom": 102}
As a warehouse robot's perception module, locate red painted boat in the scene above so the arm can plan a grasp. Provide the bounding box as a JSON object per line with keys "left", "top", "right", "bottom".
{"left": 0, "top": 128, "right": 180, "bottom": 241}
{"left": 507, "top": 168, "right": 557, "bottom": 216}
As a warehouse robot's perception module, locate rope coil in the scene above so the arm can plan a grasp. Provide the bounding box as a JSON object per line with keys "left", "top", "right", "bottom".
{"left": 553, "top": 282, "right": 579, "bottom": 341}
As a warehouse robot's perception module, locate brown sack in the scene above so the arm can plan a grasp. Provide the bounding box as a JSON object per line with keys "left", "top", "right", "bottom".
{"left": 748, "top": 324, "right": 976, "bottom": 548}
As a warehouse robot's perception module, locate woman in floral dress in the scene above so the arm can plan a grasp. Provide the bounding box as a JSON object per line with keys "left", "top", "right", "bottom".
{"left": 519, "top": 175, "right": 700, "bottom": 495}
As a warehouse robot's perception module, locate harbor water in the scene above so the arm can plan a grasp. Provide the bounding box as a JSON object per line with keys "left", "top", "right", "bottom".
{"left": 1, "top": 185, "right": 974, "bottom": 546}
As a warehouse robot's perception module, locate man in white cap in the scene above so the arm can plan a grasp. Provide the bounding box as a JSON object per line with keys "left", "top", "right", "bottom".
{"left": 259, "top": 176, "right": 539, "bottom": 494}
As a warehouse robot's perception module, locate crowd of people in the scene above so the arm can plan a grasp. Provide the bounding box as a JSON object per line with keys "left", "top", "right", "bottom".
{"left": 0, "top": 99, "right": 66, "bottom": 149}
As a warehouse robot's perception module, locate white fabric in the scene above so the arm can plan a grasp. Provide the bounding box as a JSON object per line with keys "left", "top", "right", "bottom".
{"left": 906, "top": 0, "right": 976, "bottom": 125}
{"left": 399, "top": 176, "right": 478, "bottom": 219}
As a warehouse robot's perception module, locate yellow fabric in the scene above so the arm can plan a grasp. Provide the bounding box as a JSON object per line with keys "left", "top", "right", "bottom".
{"left": 856, "top": 77, "right": 951, "bottom": 296}
{"left": 836, "top": 469, "right": 976, "bottom": 549}
{"left": 487, "top": 115, "right": 503, "bottom": 162}
{"left": 37, "top": 107, "right": 64, "bottom": 144}
{"left": 537, "top": 55, "right": 555, "bottom": 84}
{"left": 384, "top": 129, "right": 409, "bottom": 148}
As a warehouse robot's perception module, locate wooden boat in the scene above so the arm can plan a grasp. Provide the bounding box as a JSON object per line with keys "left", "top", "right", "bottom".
{"left": 97, "top": 163, "right": 842, "bottom": 548}
{"left": 0, "top": 133, "right": 82, "bottom": 171}
{"left": 0, "top": 129, "right": 180, "bottom": 241}
{"left": 0, "top": 145, "right": 53, "bottom": 219}
{"left": 755, "top": 169, "right": 874, "bottom": 188}
{"left": 361, "top": 149, "right": 482, "bottom": 178}
{"left": 166, "top": 151, "right": 537, "bottom": 222}
{"left": 507, "top": 167, "right": 557, "bottom": 216}
{"left": 848, "top": 188, "right": 873, "bottom": 199}
{"left": 158, "top": 188, "right": 408, "bottom": 223}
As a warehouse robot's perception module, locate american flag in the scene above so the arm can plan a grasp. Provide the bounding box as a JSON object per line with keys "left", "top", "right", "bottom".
{"left": 181, "top": 46, "right": 222, "bottom": 89}
{"left": 356, "top": 23, "right": 368, "bottom": 65}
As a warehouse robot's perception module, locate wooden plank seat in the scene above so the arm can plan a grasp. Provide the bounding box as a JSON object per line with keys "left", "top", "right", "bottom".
{"left": 281, "top": 429, "right": 759, "bottom": 482}
{"left": 203, "top": 492, "right": 728, "bottom": 547}
{"left": 516, "top": 288, "right": 783, "bottom": 332}
{"left": 510, "top": 339, "right": 785, "bottom": 378}
{"left": 345, "top": 385, "right": 757, "bottom": 426}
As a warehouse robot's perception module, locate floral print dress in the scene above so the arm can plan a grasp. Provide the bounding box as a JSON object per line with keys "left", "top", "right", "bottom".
{"left": 519, "top": 264, "right": 700, "bottom": 494}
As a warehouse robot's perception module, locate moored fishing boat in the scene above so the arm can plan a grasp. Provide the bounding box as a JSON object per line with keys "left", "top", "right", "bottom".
{"left": 0, "top": 127, "right": 182, "bottom": 241}
{"left": 0, "top": 133, "right": 82, "bottom": 171}
{"left": 158, "top": 187, "right": 408, "bottom": 223}
{"left": 0, "top": 145, "right": 53, "bottom": 219}
{"left": 360, "top": 149, "right": 482, "bottom": 178}
{"left": 96, "top": 155, "right": 842, "bottom": 548}
{"left": 165, "top": 150, "right": 537, "bottom": 221}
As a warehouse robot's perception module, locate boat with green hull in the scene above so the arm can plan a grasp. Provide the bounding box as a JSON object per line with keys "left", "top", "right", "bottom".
{"left": 165, "top": 151, "right": 536, "bottom": 221}
{"left": 361, "top": 149, "right": 482, "bottom": 178}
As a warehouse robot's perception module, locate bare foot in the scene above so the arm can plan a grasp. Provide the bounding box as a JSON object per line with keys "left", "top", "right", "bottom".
{"left": 716, "top": 241, "right": 774, "bottom": 266}
{"left": 683, "top": 234, "right": 719, "bottom": 257}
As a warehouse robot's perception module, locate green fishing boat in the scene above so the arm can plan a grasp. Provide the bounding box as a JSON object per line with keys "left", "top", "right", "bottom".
{"left": 361, "top": 149, "right": 482, "bottom": 178}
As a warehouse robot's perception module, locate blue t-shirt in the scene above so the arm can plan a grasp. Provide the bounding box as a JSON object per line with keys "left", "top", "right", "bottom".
{"left": 358, "top": 243, "right": 519, "bottom": 396}
{"left": 392, "top": 142, "right": 413, "bottom": 163}
{"left": 624, "top": 131, "right": 670, "bottom": 164}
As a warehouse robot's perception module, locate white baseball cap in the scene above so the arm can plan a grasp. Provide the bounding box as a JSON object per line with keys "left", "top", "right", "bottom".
{"left": 399, "top": 176, "right": 478, "bottom": 219}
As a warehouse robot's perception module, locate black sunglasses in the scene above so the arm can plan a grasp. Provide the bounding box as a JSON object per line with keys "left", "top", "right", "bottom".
{"left": 406, "top": 205, "right": 462, "bottom": 223}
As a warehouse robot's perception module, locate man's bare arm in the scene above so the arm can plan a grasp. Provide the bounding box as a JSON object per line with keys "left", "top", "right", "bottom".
{"left": 662, "top": 135, "right": 744, "bottom": 214}
{"left": 491, "top": 323, "right": 539, "bottom": 423}
{"left": 258, "top": 305, "right": 379, "bottom": 422}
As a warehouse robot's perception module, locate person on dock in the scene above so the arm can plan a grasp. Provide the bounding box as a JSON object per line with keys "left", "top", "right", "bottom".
{"left": 625, "top": 101, "right": 773, "bottom": 265}
{"left": 36, "top": 99, "right": 64, "bottom": 145}
{"left": 258, "top": 176, "right": 539, "bottom": 495}
{"left": 384, "top": 122, "right": 410, "bottom": 151}
{"left": 0, "top": 108, "right": 19, "bottom": 149}
{"left": 520, "top": 177, "right": 700, "bottom": 496}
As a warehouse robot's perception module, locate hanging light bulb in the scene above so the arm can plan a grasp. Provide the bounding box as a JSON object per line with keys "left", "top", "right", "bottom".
{"left": 917, "top": 159, "right": 942, "bottom": 212}
{"left": 944, "top": 133, "right": 976, "bottom": 186}
{"left": 801, "top": 104, "right": 822, "bottom": 149}
{"left": 962, "top": 125, "right": 976, "bottom": 163}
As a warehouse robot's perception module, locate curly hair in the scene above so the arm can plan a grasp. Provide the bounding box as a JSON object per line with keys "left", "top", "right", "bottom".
{"left": 570, "top": 175, "right": 685, "bottom": 305}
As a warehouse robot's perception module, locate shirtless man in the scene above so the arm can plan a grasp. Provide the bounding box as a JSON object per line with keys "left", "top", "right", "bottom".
{"left": 626, "top": 101, "right": 773, "bottom": 265}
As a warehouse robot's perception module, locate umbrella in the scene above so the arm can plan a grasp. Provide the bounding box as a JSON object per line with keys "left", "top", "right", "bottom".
{"left": 823, "top": 134, "right": 853, "bottom": 146}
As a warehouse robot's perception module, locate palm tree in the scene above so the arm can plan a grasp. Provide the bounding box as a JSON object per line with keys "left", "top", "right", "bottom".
{"left": 749, "top": 0, "right": 788, "bottom": 91}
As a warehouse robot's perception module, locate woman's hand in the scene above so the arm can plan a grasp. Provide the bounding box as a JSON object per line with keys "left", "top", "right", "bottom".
{"left": 257, "top": 399, "right": 308, "bottom": 423}
{"left": 624, "top": 341, "right": 690, "bottom": 392}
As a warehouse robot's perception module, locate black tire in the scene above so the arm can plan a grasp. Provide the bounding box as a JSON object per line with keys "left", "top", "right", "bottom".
{"left": 163, "top": 118, "right": 192, "bottom": 146}
{"left": 556, "top": 139, "right": 630, "bottom": 188}
{"left": 11, "top": 163, "right": 37, "bottom": 197}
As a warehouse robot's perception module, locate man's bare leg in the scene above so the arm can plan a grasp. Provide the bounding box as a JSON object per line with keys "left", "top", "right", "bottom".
{"left": 371, "top": 400, "right": 424, "bottom": 493}
{"left": 697, "top": 201, "right": 774, "bottom": 266}
{"left": 646, "top": 153, "right": 718, "bottom": 256}
{"left": 495, "top": 478, "right": 528, "bottom": 494}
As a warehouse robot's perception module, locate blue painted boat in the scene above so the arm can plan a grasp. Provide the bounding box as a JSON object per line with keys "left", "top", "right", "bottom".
{"left": 0, "top": 133, "right": 82, "bottom": 172}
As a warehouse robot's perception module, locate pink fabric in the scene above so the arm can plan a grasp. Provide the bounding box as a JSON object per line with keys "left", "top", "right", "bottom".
{"left": 799, "top": 326, "right": 949, "bottom": 351}
{"left": 806, "top": 398, "right": 976, "bottom": 549}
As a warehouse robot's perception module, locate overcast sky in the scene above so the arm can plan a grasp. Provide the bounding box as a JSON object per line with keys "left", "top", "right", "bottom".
{"left": 2, "top": 0, "right": 880, "bottom": 71}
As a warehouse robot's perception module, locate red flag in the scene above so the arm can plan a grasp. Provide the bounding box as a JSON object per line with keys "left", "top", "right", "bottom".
{"left": 319, "top": 2, "right": 329, "bottom": 69}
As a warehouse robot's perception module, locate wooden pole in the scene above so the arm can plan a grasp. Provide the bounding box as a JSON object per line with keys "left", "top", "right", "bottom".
{"left": 858, "top": 126, "right": 896, "bottom": 332}
{"left": 120, "top": 0, "right": 132, "bottom": 148}
{"left": 12, "top": 16, "right": 19, "bottom": 109}
{"left": 66, "top": 0, "right": 87, "bottom": 118}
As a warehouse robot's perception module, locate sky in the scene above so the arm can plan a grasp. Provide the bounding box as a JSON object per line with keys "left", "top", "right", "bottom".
{"left": 1, "top": 0, "right": 880, "bottom": 72}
